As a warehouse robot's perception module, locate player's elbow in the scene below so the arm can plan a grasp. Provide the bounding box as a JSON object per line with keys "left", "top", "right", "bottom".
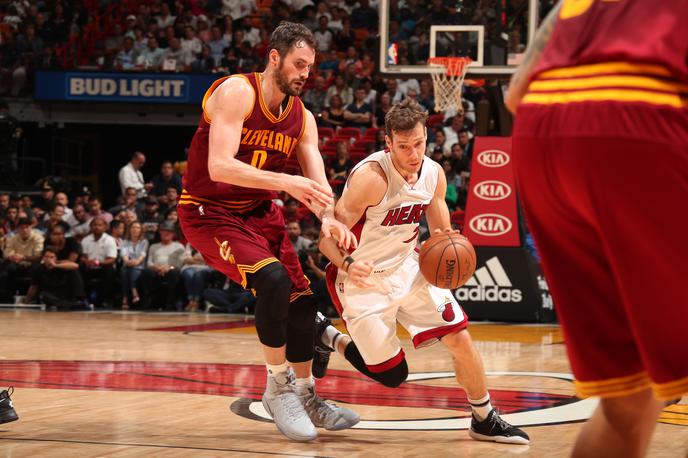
{"left": 207, "top": 157, "right": 235, "bottom": 182}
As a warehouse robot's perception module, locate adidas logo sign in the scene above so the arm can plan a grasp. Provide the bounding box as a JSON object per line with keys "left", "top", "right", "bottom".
{"left": 454, "top": 256, "right": 523, "bottom": 302}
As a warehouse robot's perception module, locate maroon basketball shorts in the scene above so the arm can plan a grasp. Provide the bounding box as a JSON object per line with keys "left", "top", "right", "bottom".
{"left": 512, "top": 102, "right": 688, "bottom": 400}
{"left": 178, "top": 201, "right": 311, "bottom": 300}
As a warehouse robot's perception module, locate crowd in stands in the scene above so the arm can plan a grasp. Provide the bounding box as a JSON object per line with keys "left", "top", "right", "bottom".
{"left": 0, "top": 0, "right": 484, "bottom": 314}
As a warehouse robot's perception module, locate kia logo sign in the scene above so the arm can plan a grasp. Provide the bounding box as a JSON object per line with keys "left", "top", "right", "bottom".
{"left": 473, "top": 180, "right": 512, "bottom": 201}
{"left": 469, "top": 214, "right": 513, "bottom": 236}
{"left": 477, "top": 149, "right": 510, "bottom": 168}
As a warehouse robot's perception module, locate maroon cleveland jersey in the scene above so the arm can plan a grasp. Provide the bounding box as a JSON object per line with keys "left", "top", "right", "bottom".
{"left": 181, "top": 73, "right": 306, "bottom": 212}
{"left": 532, "top": 1, "right": 688, "bottom": 82}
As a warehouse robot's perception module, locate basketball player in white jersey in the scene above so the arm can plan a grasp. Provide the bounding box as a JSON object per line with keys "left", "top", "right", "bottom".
{"left": 315, "top": 99, "right": 529, "bottom": 444}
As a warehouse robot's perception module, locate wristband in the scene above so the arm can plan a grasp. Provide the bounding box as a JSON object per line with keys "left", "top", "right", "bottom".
{"left": 342, "top": 256, "right": 355, "bottom": 272}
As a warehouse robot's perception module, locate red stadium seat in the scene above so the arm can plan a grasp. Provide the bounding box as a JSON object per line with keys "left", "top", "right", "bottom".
{"left": 324, "top": 139, "right": 343, "bottom": 148}
{"left": 428, "top": 113, "right": 445, "bottom": 128}
{"left": 336, "top": 127, "right": 362, "bottom": 140}
{"left": 363, "top": 127, "right": 382, "bottom": 139}
{"left": 318, "top": 127, "right": 335, "bottom": 140}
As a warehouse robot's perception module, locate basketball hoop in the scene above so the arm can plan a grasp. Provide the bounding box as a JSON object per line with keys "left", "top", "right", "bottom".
{"left": 427, "top": 57, "right": 472, "bottom": 112}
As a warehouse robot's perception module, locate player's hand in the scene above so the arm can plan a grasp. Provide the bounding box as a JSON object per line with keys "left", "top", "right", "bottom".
{"left": 321, "top": 216, "right": 358, "bottom": 250}
{"left": 347, "top": 260, "right": 375, "bottom": 288}
{"left": 433, "top": 227, "right": 464, "bottom": 238}
{"left": 285, "top": 175, "right": 333, "bottom": 214}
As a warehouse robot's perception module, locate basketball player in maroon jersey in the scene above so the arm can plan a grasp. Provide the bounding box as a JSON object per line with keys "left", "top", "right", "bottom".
{"left": 178, "top": 22, "right": 359, "bottom": 441}
{"left": 508, "top": 1, "right": 687, "bottom": 456}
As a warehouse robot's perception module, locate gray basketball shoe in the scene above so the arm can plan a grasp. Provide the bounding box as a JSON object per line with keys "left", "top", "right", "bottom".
{"left": 299, "top": 386, "right": 360, "bottom": 431}
{"left": 262, "top": 371, "right": 318, "bottom": 442}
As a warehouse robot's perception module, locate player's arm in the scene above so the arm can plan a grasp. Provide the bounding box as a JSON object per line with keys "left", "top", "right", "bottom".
{"left": 505, "top": 2, "right": 562, "bottom": 114}
{"left": 425, "top": 165, "right": 455, "bottom": 235}
{"left": 296, "top": 110, "right": 356, "bottom": 249}
{"left": 318, "top": 163, "right": 386, "bottom": 288}
{"left": 206, "top": 78, "right": 332, "bottom": 210}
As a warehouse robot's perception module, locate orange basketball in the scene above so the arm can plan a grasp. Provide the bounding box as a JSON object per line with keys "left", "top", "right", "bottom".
{"left": 419, "top": 232, "right": 477, "bottom": 289}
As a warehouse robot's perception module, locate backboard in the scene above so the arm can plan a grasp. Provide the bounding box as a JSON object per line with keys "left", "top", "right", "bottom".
{"left": 379, "top": 0, "right": 540, "bottom": 78}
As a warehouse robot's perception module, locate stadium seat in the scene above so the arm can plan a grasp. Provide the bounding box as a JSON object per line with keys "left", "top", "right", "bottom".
{"left": 428, "top": 113, "right": 445, "bottom": 128}
{"left": 363, "top": 127, "right": 382, "bottom": 139}
{"left": 318, "top": 127, "right": 335, "bottom": 140}
{"left": 336, "top": 127, "right": 362, "bottom": 140}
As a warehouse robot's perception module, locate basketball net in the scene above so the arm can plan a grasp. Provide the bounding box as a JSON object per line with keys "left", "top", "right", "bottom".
{"left": 427, "top": 57, "right": 472, "bottom": 112}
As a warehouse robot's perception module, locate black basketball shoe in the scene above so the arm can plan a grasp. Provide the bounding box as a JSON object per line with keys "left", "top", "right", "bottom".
{"left": 469, "top": 409, "right": 529, "bottom": 445}
{"left": 0, "top": 387, "right": 18, "bottom": 425}
{"left": 312, "top": 312, "right": 335, "bottom": 379}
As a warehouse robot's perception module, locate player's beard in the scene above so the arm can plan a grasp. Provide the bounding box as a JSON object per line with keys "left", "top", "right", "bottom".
{"left": 276, "top": 61, "right": 305, "bottom": 96}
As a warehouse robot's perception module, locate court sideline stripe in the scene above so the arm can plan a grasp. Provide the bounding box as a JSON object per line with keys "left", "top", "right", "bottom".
{"left": 0, "top": 437, "right": 331, "bottom": 457}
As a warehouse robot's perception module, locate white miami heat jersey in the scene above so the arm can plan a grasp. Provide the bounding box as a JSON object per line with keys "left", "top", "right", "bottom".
{"left": 346, "top": 150, "right": 440, "bottom": 272}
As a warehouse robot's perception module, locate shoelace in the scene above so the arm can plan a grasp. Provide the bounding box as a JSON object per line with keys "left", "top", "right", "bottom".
{"left": 6, "top": 387, "right": 13, "bottom": 397}
{"left": 303, "top": 390, "right": 339, "bottom": 421}
{"left": 490, "top": 411, "right": 515, "bottom": 434}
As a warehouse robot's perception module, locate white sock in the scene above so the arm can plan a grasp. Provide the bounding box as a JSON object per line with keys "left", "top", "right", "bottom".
{"left": 266, "top": 361, "right": 289, "bottom": 376}
{"left": 468, "top": 393, "right": 493, "bottom": 421}
{"left": 294, "top": 376, "right": 314, "bottom": 395}
{"left": 322, "top": 325, "right": 342, "bottom": 350}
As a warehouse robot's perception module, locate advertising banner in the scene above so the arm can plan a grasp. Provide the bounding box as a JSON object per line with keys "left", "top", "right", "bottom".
{"left": 463, "top": 137, "right": 520, "bottom": 247}
{"left": 35, "top": 71, "right": 217, "bottom": 104}
{"left": 454, "top": 246, "right": 555, "bottom": 322}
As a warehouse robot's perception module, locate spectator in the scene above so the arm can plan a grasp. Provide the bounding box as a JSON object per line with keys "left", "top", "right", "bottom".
{"left": 427, "top": 128, "right": 451, "bottom": 157}
{"left": 338, "top": 46, "right": 359, "bottom": 74}
{"left": 324, "top": 74, "right": 353, "bottom": 108}
{"left": 328, "top": 141, "right": 354, "bottom": 183}
{"left": 359, "top": 77, "right": 377, "bottom": 107}
{"left": 141, "top": 196, "right": 163, "bottom": 242}
{"left": 302, "top": 6, "right": 319, "bottom": 31}
{"left": 38, "top": 203, "right": 70, "bottom": 236}
{"left": 301, "top": 244, "right": 335, "bottom": 316}
{"left": 355, "top": 53, "right": 376, "bottom": 79}
{"left": 351, "top": 0, "right": 378, "bottom": 30}
{"left": 15, "top": 24, "right": 43, "bottom": 65}
{"left": 406, "top": 89, "right": 429, "bottom": 112}
{"left": 320, "top": 94, "right": 346, "bottom": 128}
{"left": 67, "top": 204, "right": 91, "bottom": 241}
{"left": 343, "top": 88, "right": 373, "bottom": 129}
{"left": 104, "top": 24, "right": 125, "bottom": 56}
{"left": 222, "top": 0, "right": 258, "bottom": 21}
{"left": 220, "top": 46, "right": 240, "bottom": 74}
{"left": 80, "top": 217, "right": 117, "bottom": 307}
{"left": 287, "top": 221, "right": 313, "bottom": 254}
{"left": 118, "top": 151, "right": 147, "bottom": 198}
{"left": 238, "top": 17, "right": 261, "bottom": 47}
{"left": 191, "top": 45, "right": 215, "bottom": 72}
{"left": 159, "top": 186, "right": 179, "bottom": 216}
{"left": 181, "top": 26, "right": 203, "bottom": 58}
{"left": 180, "top": 245, "right": 214, "bottom": 312}
{"left": 140, "top": 222, "right": 184, "bottom": 310}
{"left": 385, "top": 78, "right": 405, "bottom": 104}
{"left": 237, "top": 41, "right": 259, "bottom": 72}
{"left": 36, "top": 179, "right": 55, "bottom": 212}
{"left": 303, "top": 76, "right": 327, "bottom": 115}
{"left": 161, "top": 37, "right": 192, "bottom": 72}
{"left": 333, "top": 17, "right": 354, "bottom": 50}
{"left": 317, "top": 48, "right": 339, "bottom": 77}
{"left": 0, "top": 217, "right": 43, "bottom": 301}
{"left": 442, "top": 159, "right": 461, "bottom": 210}
{"left": 108, "top": 187, "right": 143, "bottom": 220}
{"left": 195, "top": 15, "right": 211, "bottom": 42}
{"left": 88, "top": 197, "right": 113, "bottom": 224}
{"left": 398, "top": 76, "right": 420, "bottom": 96}
{"left": 444, "top": 111, "right": 475, "bottom": 147}
{"left": 136, "top": 36, "right": 165, "bottom": 70}
{"left": 314, "top": 16, "right": 334, "bottom": 52}
{"left": 157, "top": 3, "right": 176, "bottom": 29}
{"left": 418, "top": 79, "right": 436, "bottom": 114}
{"left": 450, "top": 142, "right": 470, "bottom": 174}
{"left": 373, "top": 92, "right": 393, "bottom": 128}
{"left": 457, "top": 128, "right": 474, "bottom": 159}
{"left": 53, "top": 192, "right": 73, "bottom": 220}
{"left": 203, "top": 278, "right": 256, "bottom": 313}
{"left": 22, "top": 248, "right": 87, "bottom": 310}
{"left": 151, "top": 161, "right": 182, "bottom": 197}
{"left": 207, "top": 25, "right": 230, "bottom": 66}
{"left": 328, "top": 6, "right": 345, "bottom": 32}
{"left": 120, "top": 221, "right": 148, "bottom": 310}
{"left": 109, "top": 220, "right": 125, "bottom": 250}
{"left": 281, "top": 199, "right": 317, "bottom": 229}
{"left": 0, "top": 193, "right": 8, "bottom": 218}
{"left": 46, "top": 224, "right": 81, "bottom": 263}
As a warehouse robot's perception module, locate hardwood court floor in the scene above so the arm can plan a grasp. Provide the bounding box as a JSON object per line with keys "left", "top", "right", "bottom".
{"left": 0, "top": 310, "right": 686, "bottom": 457}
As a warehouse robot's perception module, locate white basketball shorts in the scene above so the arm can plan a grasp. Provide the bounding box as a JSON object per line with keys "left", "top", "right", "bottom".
{"left": 325, "top": 252, "right": 468, "bottom": 372}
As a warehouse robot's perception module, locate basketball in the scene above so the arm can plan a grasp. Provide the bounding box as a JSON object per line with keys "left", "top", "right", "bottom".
{"left": 419, "top": 232, "right": 476, "bottom": 289}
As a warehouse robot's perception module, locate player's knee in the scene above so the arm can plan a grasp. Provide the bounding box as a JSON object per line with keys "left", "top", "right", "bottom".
{"left": 250, "top": 263, "right": 292, "bottom": 346}
{"left": 374, "top": 359, "right": 408, "bottom": 388}
{"left": 600, "top": 388, "right": 660, "bottom": 425}
{"left": 288, "top": 295, "right": 317, "bottom": 332}
{"left": 441, "top": 329, "right": 472, "bottom": 353}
